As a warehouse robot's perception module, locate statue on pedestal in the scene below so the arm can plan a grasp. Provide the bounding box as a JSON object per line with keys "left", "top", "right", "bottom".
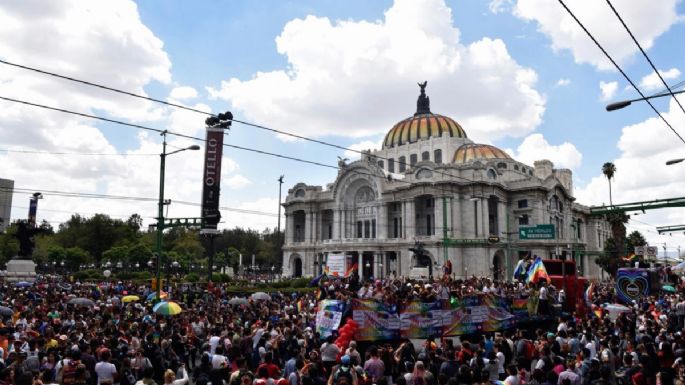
{"left": 13, "top": 221, "right": 44, "bottom": 259}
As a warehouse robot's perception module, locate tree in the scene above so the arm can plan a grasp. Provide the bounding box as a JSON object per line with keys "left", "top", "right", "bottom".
{"left": 606, "top": 212, "right": 629, "bottom": 258}
{"left": 602, "top": 162, "right": 617, "bottom": 206}
{"left": 596, "top": 237, "right": 620, "bottom": 276}
{"left": 626, "top": 230, "right": 647, "bottom": 254}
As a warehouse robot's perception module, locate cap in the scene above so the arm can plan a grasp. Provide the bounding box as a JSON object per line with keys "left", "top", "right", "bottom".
{"left": 341, "top": 355, "right": 351, "bottom": 365}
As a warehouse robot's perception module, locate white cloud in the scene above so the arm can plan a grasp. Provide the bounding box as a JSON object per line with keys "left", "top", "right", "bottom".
{"left": 208, "top": 0, "right": 545, "bottom": 143}
{"left": 225, "top": 175, "right": 252, "bottom": 190}
{"left": 344, "top": 139, "right": 383, "bottom": 159}
{"left": 575, "top": 94, "right": 685, "bottom": 247}
{"left": 169, "top": 86, "right": 199, "bottom": 100}
{"left": 508, "top": 133, "right": 582, "bottom": 170}
{"left": 489, "top": 0, "right": 513, "bottom": 14}
{"left": 599, "top": 81, "right": 618, "bottom": 101}
{"left": 639, "top": 68, "right": 681, "bottom": 91}
{"left": 556, "top": 78, "right": 571, "bottom": 87}
{"left": 512, "top": 0, "right": 682, "bottom": 70}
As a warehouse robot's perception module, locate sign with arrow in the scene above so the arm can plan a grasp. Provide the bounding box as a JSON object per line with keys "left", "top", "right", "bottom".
{"left": 519, "top": 224, "right": 555, "bottom": 240}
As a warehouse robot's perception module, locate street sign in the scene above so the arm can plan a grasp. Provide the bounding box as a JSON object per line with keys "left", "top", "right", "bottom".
{"left": 634, "top": 246, "right": 645, "bottom": 256}
{"left": 646, "top": 246, "right": 658, "bottom": 257}
{"left": 519, "top": 224, "right": 555, "bottom": 240}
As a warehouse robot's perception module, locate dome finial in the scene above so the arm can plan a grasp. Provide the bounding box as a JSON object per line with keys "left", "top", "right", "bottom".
{"left": 416, "top": 81, "right": 430, "bottom": 115}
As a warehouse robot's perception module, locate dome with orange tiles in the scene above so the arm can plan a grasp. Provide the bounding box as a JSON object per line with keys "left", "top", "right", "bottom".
{"left": 382, "top": 82, "right": 467, "bottom": 149}
{"left": 452, "top": 143, "right": 511, "bottom": 164}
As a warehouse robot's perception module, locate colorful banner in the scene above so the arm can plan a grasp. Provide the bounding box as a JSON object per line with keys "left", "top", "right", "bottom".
{"left": 315, "top": 300, "right": 346, "bottom": 338}
{"left": 442, "top": 295, "right": 515, "bottom": 336}
{"left": 326, "top": 254, "right": 346, "bottom": 277}
{"left": 400, "top": 301, "right": 444, "bottom": 339}
{"left": 510, "top": 298, "right": 529, "bottom": 317}
{"left": 352, "top": 299, "right": 400, "bottom": 341}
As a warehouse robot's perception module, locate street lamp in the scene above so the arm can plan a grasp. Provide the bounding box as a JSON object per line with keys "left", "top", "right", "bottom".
{"left": 155, "top": 131, "right": 200, "bottom": 301}
{"left": 606, "top": 89, "right": 685, "bottom": 111}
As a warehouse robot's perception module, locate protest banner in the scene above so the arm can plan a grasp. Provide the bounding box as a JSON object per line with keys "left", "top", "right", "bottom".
{"left": 352, "top": 299, "right": 400, "bottom": 341}
{"left": 400, "top": 301, "right": 444, "bottom": 339}
{"left": 315, "top": 300, "right": 346, "bottom": 338}
{"left": 442, "top": 295, "right": 514, "bottom": 336}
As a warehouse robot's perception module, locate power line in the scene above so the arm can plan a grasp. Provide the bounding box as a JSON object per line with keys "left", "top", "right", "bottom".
{"left": 0, "top": 148, "right": 156, "bottom": 156}
{"left": 605, "top": 0, "right": 685, "bottom": 119}
{"left": 557, "top": 0, "right": 685, "bottom": 145}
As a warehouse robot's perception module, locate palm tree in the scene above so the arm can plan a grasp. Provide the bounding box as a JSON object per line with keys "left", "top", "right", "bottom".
{"left": 602, "top": 162, "right": 616, "bottom": 206}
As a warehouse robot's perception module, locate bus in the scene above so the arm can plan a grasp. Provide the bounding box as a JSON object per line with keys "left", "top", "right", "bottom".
{"left": 542, "top": 259, "right": 587, "bottom": 313}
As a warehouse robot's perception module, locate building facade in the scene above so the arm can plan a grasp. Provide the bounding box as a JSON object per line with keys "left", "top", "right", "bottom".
{"left": 281, "top": 86, "right": 607, "bottom": 280}
{"left": 0, "top": 178, "right": 13, "bottom": 233}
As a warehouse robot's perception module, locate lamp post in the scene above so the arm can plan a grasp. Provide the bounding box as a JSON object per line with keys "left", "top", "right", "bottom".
{"left": 155, "top": 130, "right": 200, "bottom": 301}
{"left": 277, "top": 175, "right": 284, "bottom": 268}
{"left": 606, "top": 89, "right": 685, "bottom": 111}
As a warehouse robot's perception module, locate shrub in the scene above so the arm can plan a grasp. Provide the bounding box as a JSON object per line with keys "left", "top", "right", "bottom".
{"left": 185, "top": 273, "right": 199, "bottom": 282}
{"left": 289, "top": 277, "right": 310, "bottom": 288}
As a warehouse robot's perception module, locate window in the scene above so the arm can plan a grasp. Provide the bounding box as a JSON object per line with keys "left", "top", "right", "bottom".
{"left": 295, "top": 189, "right": 305, "bottom": 198}
{"left": 434, "top": 149, "right": 442, "bottom": 164}
{"left": 426, "top": 215, "right": 432, "bottom": 235}
{"left": 517, "top": 199, "right": 528, "bottom": 208}
{"left": 426, "top": 198, "right": 433, "bottom": 208}
{"left": 364, "top": 220, "right": 371, "bottom": 238}
{"left": 518, "top": 214, "right": 529, "bottom": 226}
{"left": 357, "top": 221, "right": 363, "bottom": 238}
{"left": 393, "top": 218, "right": 400, "bottom": 238}
{"left": 410, "top": 154, "right": 418, "bottom": 166}
{"left": 529, "top": 170, "right": 533, "bottom": 176}
{"left": 388, "top": 158, "right": 395, "bottom": 173}
{"left": 474, "top": 201, "right": 479, "bottom": 237}
{"left": 487, "top": 169, "right": 497, "bottom": 179}
{"left": 399, "top": 156, "right": 406, "bottom": 172}
{"left": 497, "top": 162, "right": 507, "bottom": 169}
{"left": 377, "top": 160, "right": 384, "bottom": 169}
{"left": 422, "top": 151, "right": 430, "bottom": 161}
{"left": 328, "top": 225, "right": 332, "bottom": 239}
{"left": 372, "top": 219, "right": 376, "bottom": 238}
{"left": 521, "top": 167, "right": 526, "bottom": 174}
{"left": 514, "top": 165, "right": 519, "bottom": 171}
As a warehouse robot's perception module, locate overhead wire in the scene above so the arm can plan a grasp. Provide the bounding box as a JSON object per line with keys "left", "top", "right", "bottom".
{"left": 0, "top": 148, "right": 156, "bottom": 156}
{"left": 605, "top": 0, "right": 685, "bottom": 119}
{"left": 557, "top": 0, "right": 685, "bottom": 145}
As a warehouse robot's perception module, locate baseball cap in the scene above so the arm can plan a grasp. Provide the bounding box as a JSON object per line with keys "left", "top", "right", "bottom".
{"left": 341, "top": 355, "right": 351, "bottom": 366}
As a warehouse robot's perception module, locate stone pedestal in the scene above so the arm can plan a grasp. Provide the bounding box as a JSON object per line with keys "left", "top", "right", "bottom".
{"left": 3, "top": 259, "right": 37, "bottom": 282}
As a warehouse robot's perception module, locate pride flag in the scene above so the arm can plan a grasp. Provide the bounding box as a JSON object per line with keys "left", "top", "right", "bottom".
{"left": 344, "top": 263, "right": 358, "bottom": 278}
{"left": 525, "top": 257, "right": 551, "bottom": 284}
{"left": 584, "top": 282, "right": 594, "bottom": 306}
{"left": 512, "top": 259, "right": 526, "bottom": 281}
{"left": 296, "top": 300, "right": 305, "bottom": 313}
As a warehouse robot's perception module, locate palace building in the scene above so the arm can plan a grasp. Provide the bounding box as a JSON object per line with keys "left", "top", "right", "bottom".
{"left": 281, "top": 84, "right": 608, "bottom": 280}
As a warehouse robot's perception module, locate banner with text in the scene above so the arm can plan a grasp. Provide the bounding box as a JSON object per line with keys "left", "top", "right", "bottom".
{"left": 442, "top": 295, "right": 515, "bottom": 336}
{"left": 400, "top": 301, "right": 445, "bottom": 339}
{"left": 315, "top": 300, "right": 346, "bottom": 338}
{"left": 200, "top": 127, "right": 225, "bottom": 233}
{"left": 352, "top": 299, "right": 400, "bottom": 341}
{"left": 326, "top": 254, "right": 346, "bottom": 277}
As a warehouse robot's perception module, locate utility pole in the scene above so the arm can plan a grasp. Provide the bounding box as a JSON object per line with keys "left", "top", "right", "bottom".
{"left": 277, "top": 175, "right": 284, "bottom": 267}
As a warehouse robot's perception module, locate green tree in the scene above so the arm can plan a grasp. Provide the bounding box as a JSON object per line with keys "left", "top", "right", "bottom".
{"left": 64, "top": 247, "right": 92, "bottom": 270}
{"left": 606, "top": 212, "right": 629, "bottom": 258}
{"left": 596, "top": 237, "right": 620, "bottom": 276}
{"left": 626, "top": 230, "right": 647, "bottom": 254}
{"left": 0, "top": 232, "right": 19, "bottom": 265}
{"left": 127, "top": 243, "right": 153, "bottom": 267}
{"left": 102, "top": 245, "right": 130, "bottom": 264}
{"left": 602, "top": 162, "right": 617, "bottom": 206}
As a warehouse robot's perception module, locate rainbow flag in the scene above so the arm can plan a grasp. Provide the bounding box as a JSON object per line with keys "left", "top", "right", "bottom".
{"left": 590, "top": 305, "right": 602, "bottom": 319}
{"left": 512, "top": 259, "right": 526, "bottom": 280}
{"left": 526, "top": 257, "right": 551, "bottom": 284}
{"left": 296, "top": 300, "right": 305, "bottom": 313}
{"left": 511, "top": 298, "right": 528, "bottom": 316}
{"left": 344, "top": 263, "right": 358, "bottom": 278}
{"left": 584, "top": 282, "right": 594, "bottom": 306}
{"left": 492, "top": 381, "right": 507, "bottom": 385}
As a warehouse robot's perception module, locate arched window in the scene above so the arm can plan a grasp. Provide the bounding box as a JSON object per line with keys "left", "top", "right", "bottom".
{"left": 410, "top": 154, "right": 418, "bottom": 166}
{"left": 421, "top": 151, "right": 430, "bottom": 161}
{"left": 295, "top": 189, "right": 305, "bottom": 198}
{"left": 377, "top": 160, "right": 384, "bottom": 169}
{"left": 399, "top": 156, "right": 406, "bottom": 172}
{"left": 487, "top": 169, "right": 497, "bottom": 180}
{"left": 388, "top": 158, "right": 395, "bottom": 173}
{"left": 434, "top": 149, "right": 442, "bottom": 164}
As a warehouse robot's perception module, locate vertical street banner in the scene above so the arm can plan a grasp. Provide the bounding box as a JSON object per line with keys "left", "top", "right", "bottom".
{"left": 27, "top": 198, "right": 38, "bottom": 228}
{"left": 400, "top": 301, "right": 444, "bottom": 339}
{"left": 315, "top": 300, "right": 346, "bottom": 338}
{"left": 200, "top": 126, "right": 225, "bottom": 233}
{"left": 326, "top": 253, "right": 346, "bottom": 277}
{"left": 352, "top": 299, "right": 400, "bottom": 341}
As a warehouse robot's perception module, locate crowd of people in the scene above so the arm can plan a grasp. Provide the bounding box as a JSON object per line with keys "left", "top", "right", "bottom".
{"left": 0, "top": 269, "right": 682, "bottom": 385}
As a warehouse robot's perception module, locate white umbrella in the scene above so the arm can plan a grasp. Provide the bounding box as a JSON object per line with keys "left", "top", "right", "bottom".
{"left": 250, "top": 292, "right": 271, "bottom": 301}
{"left": 672, "top": 261, "right": 685, "bottom": 271}
{"left": 603, "top": 303, "right": 631, "bottom": 321}
{"left": 228, "top": 297, "right": 248, "bottom": 305}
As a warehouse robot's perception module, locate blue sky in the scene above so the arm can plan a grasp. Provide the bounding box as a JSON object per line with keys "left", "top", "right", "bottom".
{"left": 2, "top": 0, "right": 685, "bottom": 254}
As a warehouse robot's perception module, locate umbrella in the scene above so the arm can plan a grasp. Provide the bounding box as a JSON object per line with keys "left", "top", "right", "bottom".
{"left": 663, "top": 285, "right": 677, "bottom": 293}
{"left": 58, "top": 283, "right": 72, "bottom": 291}
{"left": 673, "top": 261, "right": 685, "bottom": 271}
{"left": 0, "top": 306, "right": 13, "bottom": 317}
{"left": 122, "top": 295, "right": 140, "bottom": 303}
{"left": 153, "top": 301, "right": 182, "bottom": 316}
{"left": 146, "top": 292, "right": 168, "bottom": 301}
{"left": 228, "top": 298, "right": 248, "bottom": 305}
{"left": 14, "top": 281, "right": 32, "bottom": 288}
{"left": 250, "top": 292, "right": 271, "bottom": 301}
{"left": 603, "top": 303, "right": 631, "bottom": 321}
{"left": 68, "top": 297, "right": 95, "bottom": 307}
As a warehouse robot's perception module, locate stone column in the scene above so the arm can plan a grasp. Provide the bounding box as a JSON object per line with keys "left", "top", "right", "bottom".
{"left": 480, "top": 198, "right": 488, "bottom": 237}
{"left": 378, "top": 204, "right": 388, "bottom": 239}
{"left": 406, "top": 199, "right": 416, "bottom": 239}
{"left": 452, "top": 196, "right": 461, "bottom": 238}
{"left": 435, "top": 196, "right": 443, "bottom": 237}
{"left": 358, "top": 252, "right": 364, "bottom": 280}
{"left": 332, "top": 209, "right": 340, "bottom": 240}
{"left": 285, "top": 213, "right": 294, "bottom": 243}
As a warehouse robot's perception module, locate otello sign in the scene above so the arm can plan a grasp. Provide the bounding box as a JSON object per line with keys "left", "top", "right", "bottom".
{"left": 200, "top": 112, "right": 232, "bottom": 233}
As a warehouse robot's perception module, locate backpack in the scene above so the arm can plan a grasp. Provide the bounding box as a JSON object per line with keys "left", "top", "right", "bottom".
{"left": 61, "top": 359, "right": 81, "bottom": 385}
{"left": 524, "top": 340, "right": 536, "bottom": 360}
{"left": 333, "top": 367, "right": 354, "bottom": 385}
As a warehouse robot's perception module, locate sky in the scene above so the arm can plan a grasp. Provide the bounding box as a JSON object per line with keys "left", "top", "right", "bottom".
{"left": 2, "top": 0, "right": 685, "bottom": 257}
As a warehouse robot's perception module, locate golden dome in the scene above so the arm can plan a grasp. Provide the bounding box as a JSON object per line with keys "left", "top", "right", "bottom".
{"left": 452, "top": 143, "right": 511, "bottom": 164}
{"left": 382, "top": 113, "right": 467, "bottom": 149}
{"left": 382, "top": 82, "right": 467, "bottom": 149}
